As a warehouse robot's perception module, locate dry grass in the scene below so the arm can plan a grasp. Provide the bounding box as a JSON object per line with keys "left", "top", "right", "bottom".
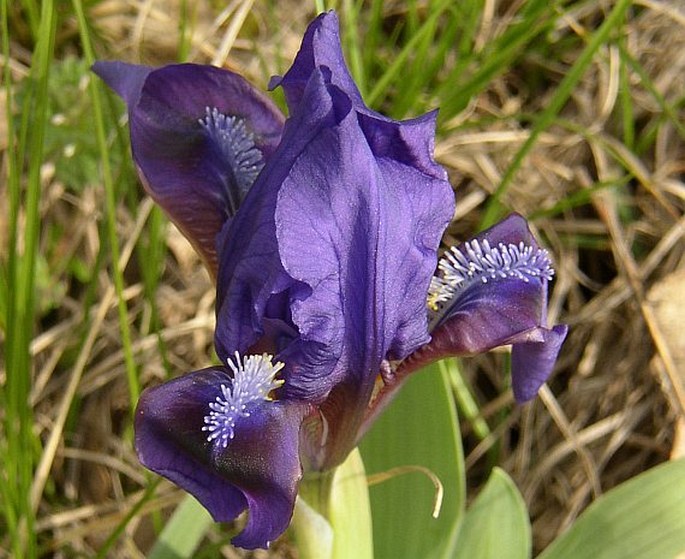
{"left": 2, "top": 0, "right": 685, "bottom": 556}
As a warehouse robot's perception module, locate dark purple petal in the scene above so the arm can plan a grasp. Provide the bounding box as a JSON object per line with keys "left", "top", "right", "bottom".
{"left": 275, "top": 109, "right": 453, "bottom": 400}
{"left": 511, "top": 324, "right": 568, "bottom": 401}
{"left": 91, "top": 61, "right": 152, "bottom": 106}
{"left": 214, "top": 69, "right": 342, "bottom": 362}
{"left": 213, "top": 13, "right": 453, "bottom": 470}
{"left": 429, "top": 277, "right": 545, "bottom": 356}
{"left": 93, "top": 62, "right": 285, "bottom": 277}
{"left": 397, "top": 214, "right": 566, "bottom": 402}
{"left": 415, "top": 214, "right": 550, "bottom": 360}
{"left": 357, "top": 110, "right": 447, "bottom": 182}
{"left": 216, "top": 64, "right": 453, "bottom": 473}
{"left": 134, "top": 367, "right": 307, "bottom": 549}
{"left": 268, "top": 11, "right": 362, "bottom": 111}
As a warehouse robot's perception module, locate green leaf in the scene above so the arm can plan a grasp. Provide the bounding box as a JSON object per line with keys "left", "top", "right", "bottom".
{"left": 330, "top": 448, "right": 374, "bottom": 559}
{"left": 148, "top": 495, "right": 213, "bottom": 559}
{"left": 292, "top": 448, "right": 373, "bottom": 559}
{"left": 539, "top": 459, "right": 685, "bottom": 559}
{"left": 291, "top": 496, "right": 334, "bottom": 559}
{"left": 360, "top": 361, "right": 465, "bottom": 559}
{"left": 453, "top": 468, "right": 531, "bottom": 559}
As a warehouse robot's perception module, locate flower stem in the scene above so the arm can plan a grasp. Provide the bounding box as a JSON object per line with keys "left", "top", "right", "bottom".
{"left": 290, "top": 448, "right": 373, "bottom": 559}
{"left": 292, "top": 469, "right": 335, "bottom": 559}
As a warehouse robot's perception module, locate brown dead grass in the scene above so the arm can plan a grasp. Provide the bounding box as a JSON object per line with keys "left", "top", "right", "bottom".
{"left": 3, "top": 0, "right": 684, "bottom": 557}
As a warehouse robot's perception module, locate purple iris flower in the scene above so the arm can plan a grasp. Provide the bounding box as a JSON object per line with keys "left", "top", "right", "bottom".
{"left": 94, "top": 11, "right": 566, "bottom": 550}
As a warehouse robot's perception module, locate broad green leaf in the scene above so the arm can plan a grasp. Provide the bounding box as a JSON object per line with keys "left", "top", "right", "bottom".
{"left": 360, "top": 361, "right": 465, "bottom": 559}
{"left": 539, "top": 459, "right": 685, "bottom": 559}
{"left": 453, "top": 468, "right": 531, "bottom": 559}
{"left": 148, "top": 495, "right": 213, "bottom": 559}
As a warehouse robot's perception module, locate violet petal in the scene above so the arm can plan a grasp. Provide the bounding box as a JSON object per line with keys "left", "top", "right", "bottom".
{"left": 93, "top": 62, "right": 285, "bottom": 277}
{"left": 511, "top": 324, "right": 568, "bottom": 402}
{"left": 401, "top": 215, "right": 566, "bottom": 402}
{"left": 213, "top": 69, "right": 342, "bottom": 362}
{"left": 134, "top": 367, "right": 305, "bottom": 549}
{"left": 268, "top": 11, "right": 362, "bottom": 110}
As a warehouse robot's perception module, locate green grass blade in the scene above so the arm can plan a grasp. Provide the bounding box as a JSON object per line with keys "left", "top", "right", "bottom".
{"left": 538, "top": 459, "right": 685, "bottom": 559}
{"left": 2, "top": 0, "right": 56, "bottom": 556}
{"left": 360, "top": 361, "right": 465, "bottom": 559}
{"left": 339, "top": 0, "right": 366, "bottom": 96}
{"left": 481, "top": 0, "right": 633, "bottom": 228}
{"left": 453, "top": 468, "right": 531, "bottom": 559}
{"left": 71, "top": 0, "right": 140, "bottom": 409}
{"left": 366, "top": 6, "right": 448, "bottom": 109}
{"left": 437, "top": 0, "right": 553, "bottom": 122}
{"left": 446, "top": 358, "right": 491, "bottom": 442}
{"left": 617, "top": 43, "right": 685, "bottom": 141}
{"left": 147, "top": 495, "right": 213, "bottom": 559}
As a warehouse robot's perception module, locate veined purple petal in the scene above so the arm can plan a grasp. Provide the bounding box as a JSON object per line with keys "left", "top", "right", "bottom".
{"left": 357, "top": 110, "right": 448, "bottom": 180}
{"left": 214, "top": 69, "right": 343, "bottom": 362}
{"left": 398, "top": 214, "right": 567, "bottom": 402}
{"left": 268, "top": 11, "right": 362, "bottom": 111}
{"left": 93, "top": 62, "right": 285, "bottom": 277}
{"left": 511, "top": 324, "right": 568, "bottom": 401}
{"left": 425, "top": 277, "right": 547, "bottom": 356}
{"left": 134, "top": 366, "right": 307, "bottom": 549}
{"left": 91, "top": 61, "right": 153, "bottom": 106}
{"left": 216, "top": 62, "right": 453, "bottom": 466}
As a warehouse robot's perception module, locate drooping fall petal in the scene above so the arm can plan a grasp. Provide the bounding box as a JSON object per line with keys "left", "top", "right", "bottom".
{"left": 134, "top": 365, "right": 307, "bottom": 549}
{"left": 404, "top": 214, "right": 567, "bottom": 401}
{"left": 93, "top": 62, "right": 285, "bottom": 276}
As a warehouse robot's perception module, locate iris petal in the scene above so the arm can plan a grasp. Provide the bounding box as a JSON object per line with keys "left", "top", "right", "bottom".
{"left": 93, "top": 62, "right": 285, "bottom": 277}
{"left": 268, "top": 11, "right": 362, "bottom": 111}
{"left": 275, "top": 105, "right": 454, "bottom": 399}
{"left": 217, "top": 61, "right": 453, "bottom": 405}
{"left": 426, "top": 277, "right": 546, "bottom": 356}
{"left": 511, "top": 324, "right": 568, "bottom": 401}
{"left": 134, "top": 367, "right": 306, "bottom": 549}
{"left": 214, "top": 69, "right": 342, "bottom": 362}
{"left": 400, "top": 214, "right": 567, "bottom": 402}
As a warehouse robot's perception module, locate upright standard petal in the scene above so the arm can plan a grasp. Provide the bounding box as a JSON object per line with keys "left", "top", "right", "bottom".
{"left": 215, "top": 58, "right": 453, "bottom": 466}
{"left": 269, "top": 11, "right": 362, "bottom": 110}
{"left": 93, "top": 62, "right": 285, "bottom": 277}
{"left": 134, "top": 362, "right": 307, "bottom": 549}
{"left": 213, "top": 69, "right": 342, "bottom": 363}
{"left": 399, "top": 214, "right": 567, "bottom": 402}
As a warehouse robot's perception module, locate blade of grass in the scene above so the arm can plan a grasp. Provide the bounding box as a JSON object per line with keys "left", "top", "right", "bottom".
{"left": 19, "top": 0, "right": 39, "bottom": 39}
{"left": 340, "top": 0, "right": 366, "bottom": 96}
{"left": 445, "top": 358, "right": 491, "bottom": 442}
{"left": 366, "top": 5, "right": 451, "bottom": 109}
{"left": 71, "top": 0, "right": 139, "bottom": 410}
{"left": 2, "top": 1, "right": 56, "bottom": 556}
{"left": 360, "top": 0, "right": 384, "bottom": 89}
{"left": 617, "top": 42, "right": 685, "bottom": 141}
{"left": 146, "top": 494, "right": 213, "bottom": 559}
{"left": 529, "top": 176, "right": 631, "bottom": 220}
{"left": 137, "top": 205, "right": 173, "bottom": 377}
{"left": 481, "top": 0, "right": 633, "bottom": 228}
{"left": 0, "top": 0, "right": 20, "bottom": 544}
{"left": 437, "top": 0, "right": 554, "bottom": 122}
{"left": 94, "top": 480, "right": 161, "bottom": 559}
